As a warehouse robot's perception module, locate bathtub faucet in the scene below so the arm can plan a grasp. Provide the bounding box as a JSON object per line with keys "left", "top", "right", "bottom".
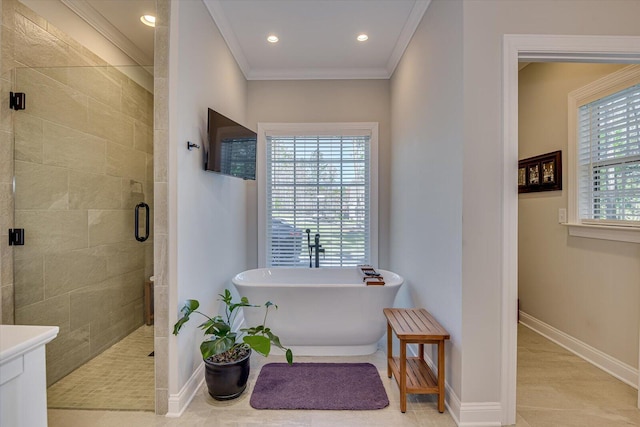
{"left": 305, "top": 231, "right": 324, "bottom": 268}
{"left": 313, "top": 234, "right": 324, "bottom": 268}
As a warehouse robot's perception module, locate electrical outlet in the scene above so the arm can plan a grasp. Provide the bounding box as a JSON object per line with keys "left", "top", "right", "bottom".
{"left": 558, "top": 208, "right": 567, "bottom": 223}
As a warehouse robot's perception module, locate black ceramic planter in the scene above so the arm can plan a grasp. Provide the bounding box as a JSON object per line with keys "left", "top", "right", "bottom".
{"left": 204, "top": 350, "right": 251, "bottom": 400}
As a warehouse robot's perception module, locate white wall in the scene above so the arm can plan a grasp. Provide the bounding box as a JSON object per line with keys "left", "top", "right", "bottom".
{"left": 519, "top": 62, "right": 639, "bottom": 368}
{"left": 168, "top": 0, "right": 249, "bottom": 392}
{"left": 246, "top": 79, "right": 391, "bottom": 268}
{"left": 390, "top": 0, "right": 463, "bottom": 398}
{"left": 460, "top": 0, "right": 640, "bottom": 409}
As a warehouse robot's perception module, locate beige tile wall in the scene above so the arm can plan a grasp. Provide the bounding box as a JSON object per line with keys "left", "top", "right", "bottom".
{"left": 0, "top": 0, "right": 154, "bottom": 386}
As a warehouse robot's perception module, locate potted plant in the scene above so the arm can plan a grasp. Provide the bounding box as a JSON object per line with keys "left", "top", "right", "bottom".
{"left": 172, "top": 289, "right": 293, "bottom": 400}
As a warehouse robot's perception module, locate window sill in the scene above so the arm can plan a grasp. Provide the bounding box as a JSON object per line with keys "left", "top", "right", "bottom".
{"left": 563, "top": 223, "right": 640, "bottom": 243}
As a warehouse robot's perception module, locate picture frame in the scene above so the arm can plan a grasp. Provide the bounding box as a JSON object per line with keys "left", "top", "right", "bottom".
{"left": 527, "top": 163, "right": 540, "bottom": 186}
{"left": 518, "top": 150, "right": 561, "bottom": 193}
{"left": 518, "top": 167, "right": 526, "bottom": 187}
{"left": 542, "top": 160, "right": 555, "bottom": 184}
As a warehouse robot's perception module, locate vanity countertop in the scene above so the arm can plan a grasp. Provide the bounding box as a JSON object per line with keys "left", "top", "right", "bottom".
{"left": 0, "top": 324, "right": 59, "bottom": 363}
{"left": 1, "top": 324, "right": 59, "bottom": 427}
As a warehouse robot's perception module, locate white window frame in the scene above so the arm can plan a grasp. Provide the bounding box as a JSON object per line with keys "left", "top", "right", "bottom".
{"left": 567, "top": 64, "right": 640, "bottom": 243}
{"left": 257, "top": 122, "right": 379, "bottom": 268}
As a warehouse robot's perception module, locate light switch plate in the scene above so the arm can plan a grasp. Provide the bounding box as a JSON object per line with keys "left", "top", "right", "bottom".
{"left": 558, "top": 208, "right": 567, "bottom": 223}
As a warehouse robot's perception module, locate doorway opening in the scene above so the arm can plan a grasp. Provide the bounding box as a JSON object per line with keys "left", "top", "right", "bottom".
{"left": 501, "top": 34, "right": 640, "bottom": 425}
{"left": 516, "top": 60, "right": 639, "bottom": 425}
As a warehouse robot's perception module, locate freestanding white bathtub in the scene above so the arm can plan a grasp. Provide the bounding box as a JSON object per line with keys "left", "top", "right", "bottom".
{"left": 232, "top": 267, "right": 403, "bottom": 356}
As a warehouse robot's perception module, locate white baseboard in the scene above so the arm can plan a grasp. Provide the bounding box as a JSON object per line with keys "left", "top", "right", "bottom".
{"left": 456, "top": 402, "right": 503, "bottom": 427}
{"left": 519, "top": 311, "right": 638, "bottom": 389}
{"left": 166, "top": 362, "right": 204, "bottom": 417}
{"left": 406, "top": 346, "right": 502, "bottom": 426}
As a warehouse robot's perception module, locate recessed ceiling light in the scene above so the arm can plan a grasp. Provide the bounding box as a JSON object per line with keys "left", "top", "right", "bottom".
{"left": 140, "top": 15, "right": 156, "bottom": 27}
{"left": 267, "top": 35, "right": 279, "bottom": 43}
{"left": 357, "top": 34, "right": 369, "bottom": 42}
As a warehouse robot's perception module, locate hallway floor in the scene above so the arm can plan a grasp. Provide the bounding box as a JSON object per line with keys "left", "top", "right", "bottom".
{"left": 47, "top": 325, "right": 639, "bottom": 426}
{"left": 517, "top": 324, "right": 639, "bottom": 426}
{"left": 47, "top": 325, "right": 155, "bottom": 411}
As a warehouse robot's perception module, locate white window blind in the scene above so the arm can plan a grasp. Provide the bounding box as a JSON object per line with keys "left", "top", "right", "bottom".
{"left": 265, "top": 134, "right": 371, "bottom": 267}
{"left": 577, "top": 83, "right": 640, "bottom": 225}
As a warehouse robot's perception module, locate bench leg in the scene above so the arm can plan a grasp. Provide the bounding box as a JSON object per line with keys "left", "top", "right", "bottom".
{"left": 437, "top": 339, "right": 445, "bottom": 413}
{"left": 387, "top": 322, "right": 392, "bottom": 378}
{"left": 400, "top": 341, "right": 407, "bottom": 413}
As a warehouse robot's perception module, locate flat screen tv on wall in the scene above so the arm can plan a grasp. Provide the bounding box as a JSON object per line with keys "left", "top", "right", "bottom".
{"left": 205, "top": 108, "right": 257, "bottom": 180}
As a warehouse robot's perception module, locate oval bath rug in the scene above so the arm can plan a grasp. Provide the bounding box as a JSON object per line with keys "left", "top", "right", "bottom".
{"left": 250, "top": 362, "right": 389, "bottom": 410}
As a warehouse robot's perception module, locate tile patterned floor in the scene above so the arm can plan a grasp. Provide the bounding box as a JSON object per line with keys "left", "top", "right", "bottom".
{"left": 47, "top": 325, "right": 155, "bottom": 411}
{"left": 47, "top": 324, "right": 640, "bottom": 426}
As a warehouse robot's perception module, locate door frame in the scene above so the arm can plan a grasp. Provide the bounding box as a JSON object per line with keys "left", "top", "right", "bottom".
{"left": 501, "top": 34, "right": 640, "bottom": 425}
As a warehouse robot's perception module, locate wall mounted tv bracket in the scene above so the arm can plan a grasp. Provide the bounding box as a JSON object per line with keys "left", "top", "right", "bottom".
{"left": 8, "top": 229, "right": 25, "bottom": 246}
{"left": 10, "top": 92, "right": 26, "bottom": 110}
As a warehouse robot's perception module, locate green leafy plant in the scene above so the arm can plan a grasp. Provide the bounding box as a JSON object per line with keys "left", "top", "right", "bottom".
{"left": 172, "top": 289, "right": 293, "bottom": 364}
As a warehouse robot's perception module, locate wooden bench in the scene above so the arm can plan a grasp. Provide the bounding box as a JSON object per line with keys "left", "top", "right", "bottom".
{"left": 383, "top": 308, "right": 450, "bottom": 413}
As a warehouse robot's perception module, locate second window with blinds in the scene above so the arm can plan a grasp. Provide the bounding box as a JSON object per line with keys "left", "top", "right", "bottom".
{"left": 257, "top": 123, "right": 379, "bottom": 268}
{"left": 567, "top": 64, "right": 640, "bottom": 242}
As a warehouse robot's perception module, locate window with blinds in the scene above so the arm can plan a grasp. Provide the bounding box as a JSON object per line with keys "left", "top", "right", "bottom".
{"left": 265, "top": 133, "right": 372, "bottom": 267}
{"left": 577, "top": 83, "right": 640, "bottom": 225}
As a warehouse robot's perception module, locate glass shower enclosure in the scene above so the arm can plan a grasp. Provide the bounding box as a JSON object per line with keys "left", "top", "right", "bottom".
{"left": 11, "top": 65, "right": 154, "bottom": 392}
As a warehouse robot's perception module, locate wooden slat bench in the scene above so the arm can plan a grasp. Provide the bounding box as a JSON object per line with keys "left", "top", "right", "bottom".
{"left": 383, "top": 308, "right": 450, "bottom": 413}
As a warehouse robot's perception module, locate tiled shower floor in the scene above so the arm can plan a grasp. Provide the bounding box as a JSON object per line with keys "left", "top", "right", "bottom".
{"left": 47, "top": 325, "right": 155, "bottom": 411}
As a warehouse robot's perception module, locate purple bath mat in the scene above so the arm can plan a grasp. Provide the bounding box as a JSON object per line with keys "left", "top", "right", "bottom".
{"left": 250, "top": 362, "right": 389, "bottom": 410}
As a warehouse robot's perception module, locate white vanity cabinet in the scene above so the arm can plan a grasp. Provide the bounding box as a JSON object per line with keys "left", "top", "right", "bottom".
{"left": 0, "top": 325, "right": 59, "bottom": 427}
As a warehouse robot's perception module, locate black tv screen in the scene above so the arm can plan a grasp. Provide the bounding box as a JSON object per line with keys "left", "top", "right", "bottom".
{"left": 205, "top": 109, "right": 256, "bottom": 180}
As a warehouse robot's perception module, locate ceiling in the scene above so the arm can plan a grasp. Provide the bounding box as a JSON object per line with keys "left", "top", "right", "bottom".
{"left": 204, "top": 0, "right": 430, "bottom": 80}
{"left": 61, "top": 0, "right": 156, "bottom": 66}
{"left": 66, "top": 0, "right": 430, "bottom": 80}
{"left": 85, "top": 0, "right": 156, "bottom": 61}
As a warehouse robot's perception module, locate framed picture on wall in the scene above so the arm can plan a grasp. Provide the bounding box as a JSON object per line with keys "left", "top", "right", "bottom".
{"left": 527, "top": 163, "right": 540, "bottom": 185}
{"left": 518, "top": 150, "right": 562, "bottom": 193}
{"left": 518, "top": 167, "right": 527, "bottom": 187}
{"left": 542, "top": 160, "right": 555, "bottom": 184}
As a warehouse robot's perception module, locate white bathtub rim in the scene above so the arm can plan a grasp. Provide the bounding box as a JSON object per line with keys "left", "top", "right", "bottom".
{"left": 234, "top": 283, "right": 401, "bottom": 288}
{"left": 232, "top": 267, "right": 404, "bottom": 287}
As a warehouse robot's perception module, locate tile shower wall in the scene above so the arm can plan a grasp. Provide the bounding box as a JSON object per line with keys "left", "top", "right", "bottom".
{"left": 0, "top": 0, "right": 153, "bottom": 385}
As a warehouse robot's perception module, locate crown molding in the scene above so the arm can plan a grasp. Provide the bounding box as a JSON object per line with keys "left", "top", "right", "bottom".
{"left": 60, "top": 0, "right": 154, "bottom": 67}
{"left": 247, "top": 67, "right": 390, "bottom": 81}
{"left": 385, "top": 0, "right": 430, "bottom": 77}
{"left": 203, "top": 0, "right": 251, "bottom": 78}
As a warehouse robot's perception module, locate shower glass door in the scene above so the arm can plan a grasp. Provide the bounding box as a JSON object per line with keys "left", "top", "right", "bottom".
{"left": 12, "top": 65, "right": 154, "bottom": 400}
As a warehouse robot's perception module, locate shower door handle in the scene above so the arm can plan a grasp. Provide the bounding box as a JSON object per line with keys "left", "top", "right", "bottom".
{"left": 135, "top": 202, "right": 150, "bottom": 242}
